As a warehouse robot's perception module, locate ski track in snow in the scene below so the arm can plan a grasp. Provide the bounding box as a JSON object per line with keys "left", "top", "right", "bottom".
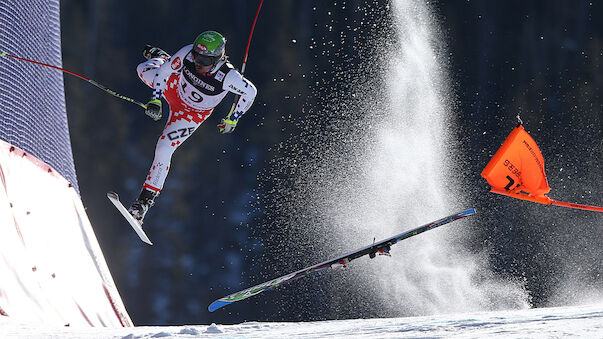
{"left": 1, "top": 304, "right": 601, "bottom": 338}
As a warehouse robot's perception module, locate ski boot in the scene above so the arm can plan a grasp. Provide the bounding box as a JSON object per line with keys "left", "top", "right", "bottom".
{"left": 128, "top": 189, "right": 159, "bottom": 223}
{"left": 142, "top": 44, "right": 171, "bottom": 60}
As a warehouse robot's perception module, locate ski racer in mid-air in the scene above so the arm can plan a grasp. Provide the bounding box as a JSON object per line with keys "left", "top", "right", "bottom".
{"left": 128, "top": 30, "right": 257, "bottom": 223}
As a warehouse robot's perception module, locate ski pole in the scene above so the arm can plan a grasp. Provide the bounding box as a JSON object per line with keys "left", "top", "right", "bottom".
{"left": 225, "top": 0, "right": 264, "bottom": 119}
{"left": 0, "top": 51, "right": 147, "bottom": 108}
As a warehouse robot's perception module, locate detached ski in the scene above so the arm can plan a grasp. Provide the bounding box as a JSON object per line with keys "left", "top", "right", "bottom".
{"left": 208, "top": 208, "right": 476, "bottom": 312}
{"left": 107, "top": 192, "right": 153, "bottom": 245}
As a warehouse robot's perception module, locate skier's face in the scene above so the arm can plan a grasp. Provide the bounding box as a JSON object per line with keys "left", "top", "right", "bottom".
{"left": 192, "top": 50, "right": 219, "bottom": 70}
{"left": 193, "top": 51, "right": 219, "bottom": 66}
{"left": 192, "top": 51, "right": 217, "bottom": 74}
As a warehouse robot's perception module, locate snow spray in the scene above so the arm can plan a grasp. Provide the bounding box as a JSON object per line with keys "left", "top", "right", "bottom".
{"left": 338, "top": 0, "right": 531, "bottom": 316}
{"left": 257, "top": 0, "right": 530, "bottom": 319}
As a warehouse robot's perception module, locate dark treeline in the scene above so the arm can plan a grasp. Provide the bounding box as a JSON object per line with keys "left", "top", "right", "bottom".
{"left": 60, "top": 0, "right": 601, "bottom": 325}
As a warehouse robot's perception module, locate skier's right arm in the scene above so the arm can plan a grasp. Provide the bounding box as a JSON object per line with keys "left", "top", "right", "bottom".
{"left": 144, "top": 44, "right": 193, "bottom": 120}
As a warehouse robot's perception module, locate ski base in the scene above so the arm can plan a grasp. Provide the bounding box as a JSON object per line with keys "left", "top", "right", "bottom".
{"left": 208, "top": 300, "right": 231, "bottom": 312}
{"left": 107, "top": 192, "right": 153, "bottom": 245}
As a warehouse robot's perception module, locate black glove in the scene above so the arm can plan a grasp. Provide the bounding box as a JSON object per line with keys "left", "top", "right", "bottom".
{"left": 144, "top": 99, "right": 162, "bottom": 121}
{"left": 142, "top": 45, "right": 170, "bottom": 60}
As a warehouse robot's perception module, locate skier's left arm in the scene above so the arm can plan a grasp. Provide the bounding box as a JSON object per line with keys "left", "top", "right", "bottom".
{"left": 218, "top": 70, "right": 257, "bottom": 134}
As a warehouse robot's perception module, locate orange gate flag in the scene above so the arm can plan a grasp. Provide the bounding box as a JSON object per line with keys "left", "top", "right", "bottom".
{"left": 481, "top": 124, "right": 603, "bottom": 212}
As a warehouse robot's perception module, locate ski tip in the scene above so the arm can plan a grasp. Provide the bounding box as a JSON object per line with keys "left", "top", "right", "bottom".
{"left": 107, "top": 191, "right": 119, "bottom": 200}
{"left": 208, "top": 300, "right": 231, "bottom": 312}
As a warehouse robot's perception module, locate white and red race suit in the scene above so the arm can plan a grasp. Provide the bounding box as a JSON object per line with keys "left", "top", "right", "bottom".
{"left": 136, "top": 44, "right": 257, "bottom": 193}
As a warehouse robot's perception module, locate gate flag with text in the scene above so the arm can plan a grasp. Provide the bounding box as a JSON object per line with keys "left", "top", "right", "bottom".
{"left": 481, "top": 124, "right": 602, "bottom": 213}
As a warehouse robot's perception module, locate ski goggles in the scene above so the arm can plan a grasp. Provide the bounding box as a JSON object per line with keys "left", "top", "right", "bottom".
{"left": 191, "top": 51, "right": 220, "bottom": 67}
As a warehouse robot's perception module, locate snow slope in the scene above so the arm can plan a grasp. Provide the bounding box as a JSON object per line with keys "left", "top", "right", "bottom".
{"left": 1, "top": 304, "right": 600, "bottom": 338}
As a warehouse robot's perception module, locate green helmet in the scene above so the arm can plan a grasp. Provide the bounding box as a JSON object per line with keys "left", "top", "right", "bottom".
{"left": 192, "top": 31, "right": 226, "bottom": 66}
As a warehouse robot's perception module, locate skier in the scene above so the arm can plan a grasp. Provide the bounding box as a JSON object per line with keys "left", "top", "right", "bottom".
{"left": 128, "top": 31, "right": 257, "bottom": 223}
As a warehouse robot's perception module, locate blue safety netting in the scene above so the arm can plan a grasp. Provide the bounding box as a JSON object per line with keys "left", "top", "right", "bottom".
{"left": 0, "top": 0, "right": 78, "bottom": 192}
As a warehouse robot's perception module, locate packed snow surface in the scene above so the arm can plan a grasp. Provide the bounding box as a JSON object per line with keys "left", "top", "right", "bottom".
{"left": 1, "top": 304, "right": 601, "bottom": 338}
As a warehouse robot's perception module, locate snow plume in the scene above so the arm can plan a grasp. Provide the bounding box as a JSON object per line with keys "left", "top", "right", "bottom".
{"left": 257, "top": 0, "right": 528, "bottom": 320}
{"left": 327, "top": 0, "right": 530, "bottom": 316}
